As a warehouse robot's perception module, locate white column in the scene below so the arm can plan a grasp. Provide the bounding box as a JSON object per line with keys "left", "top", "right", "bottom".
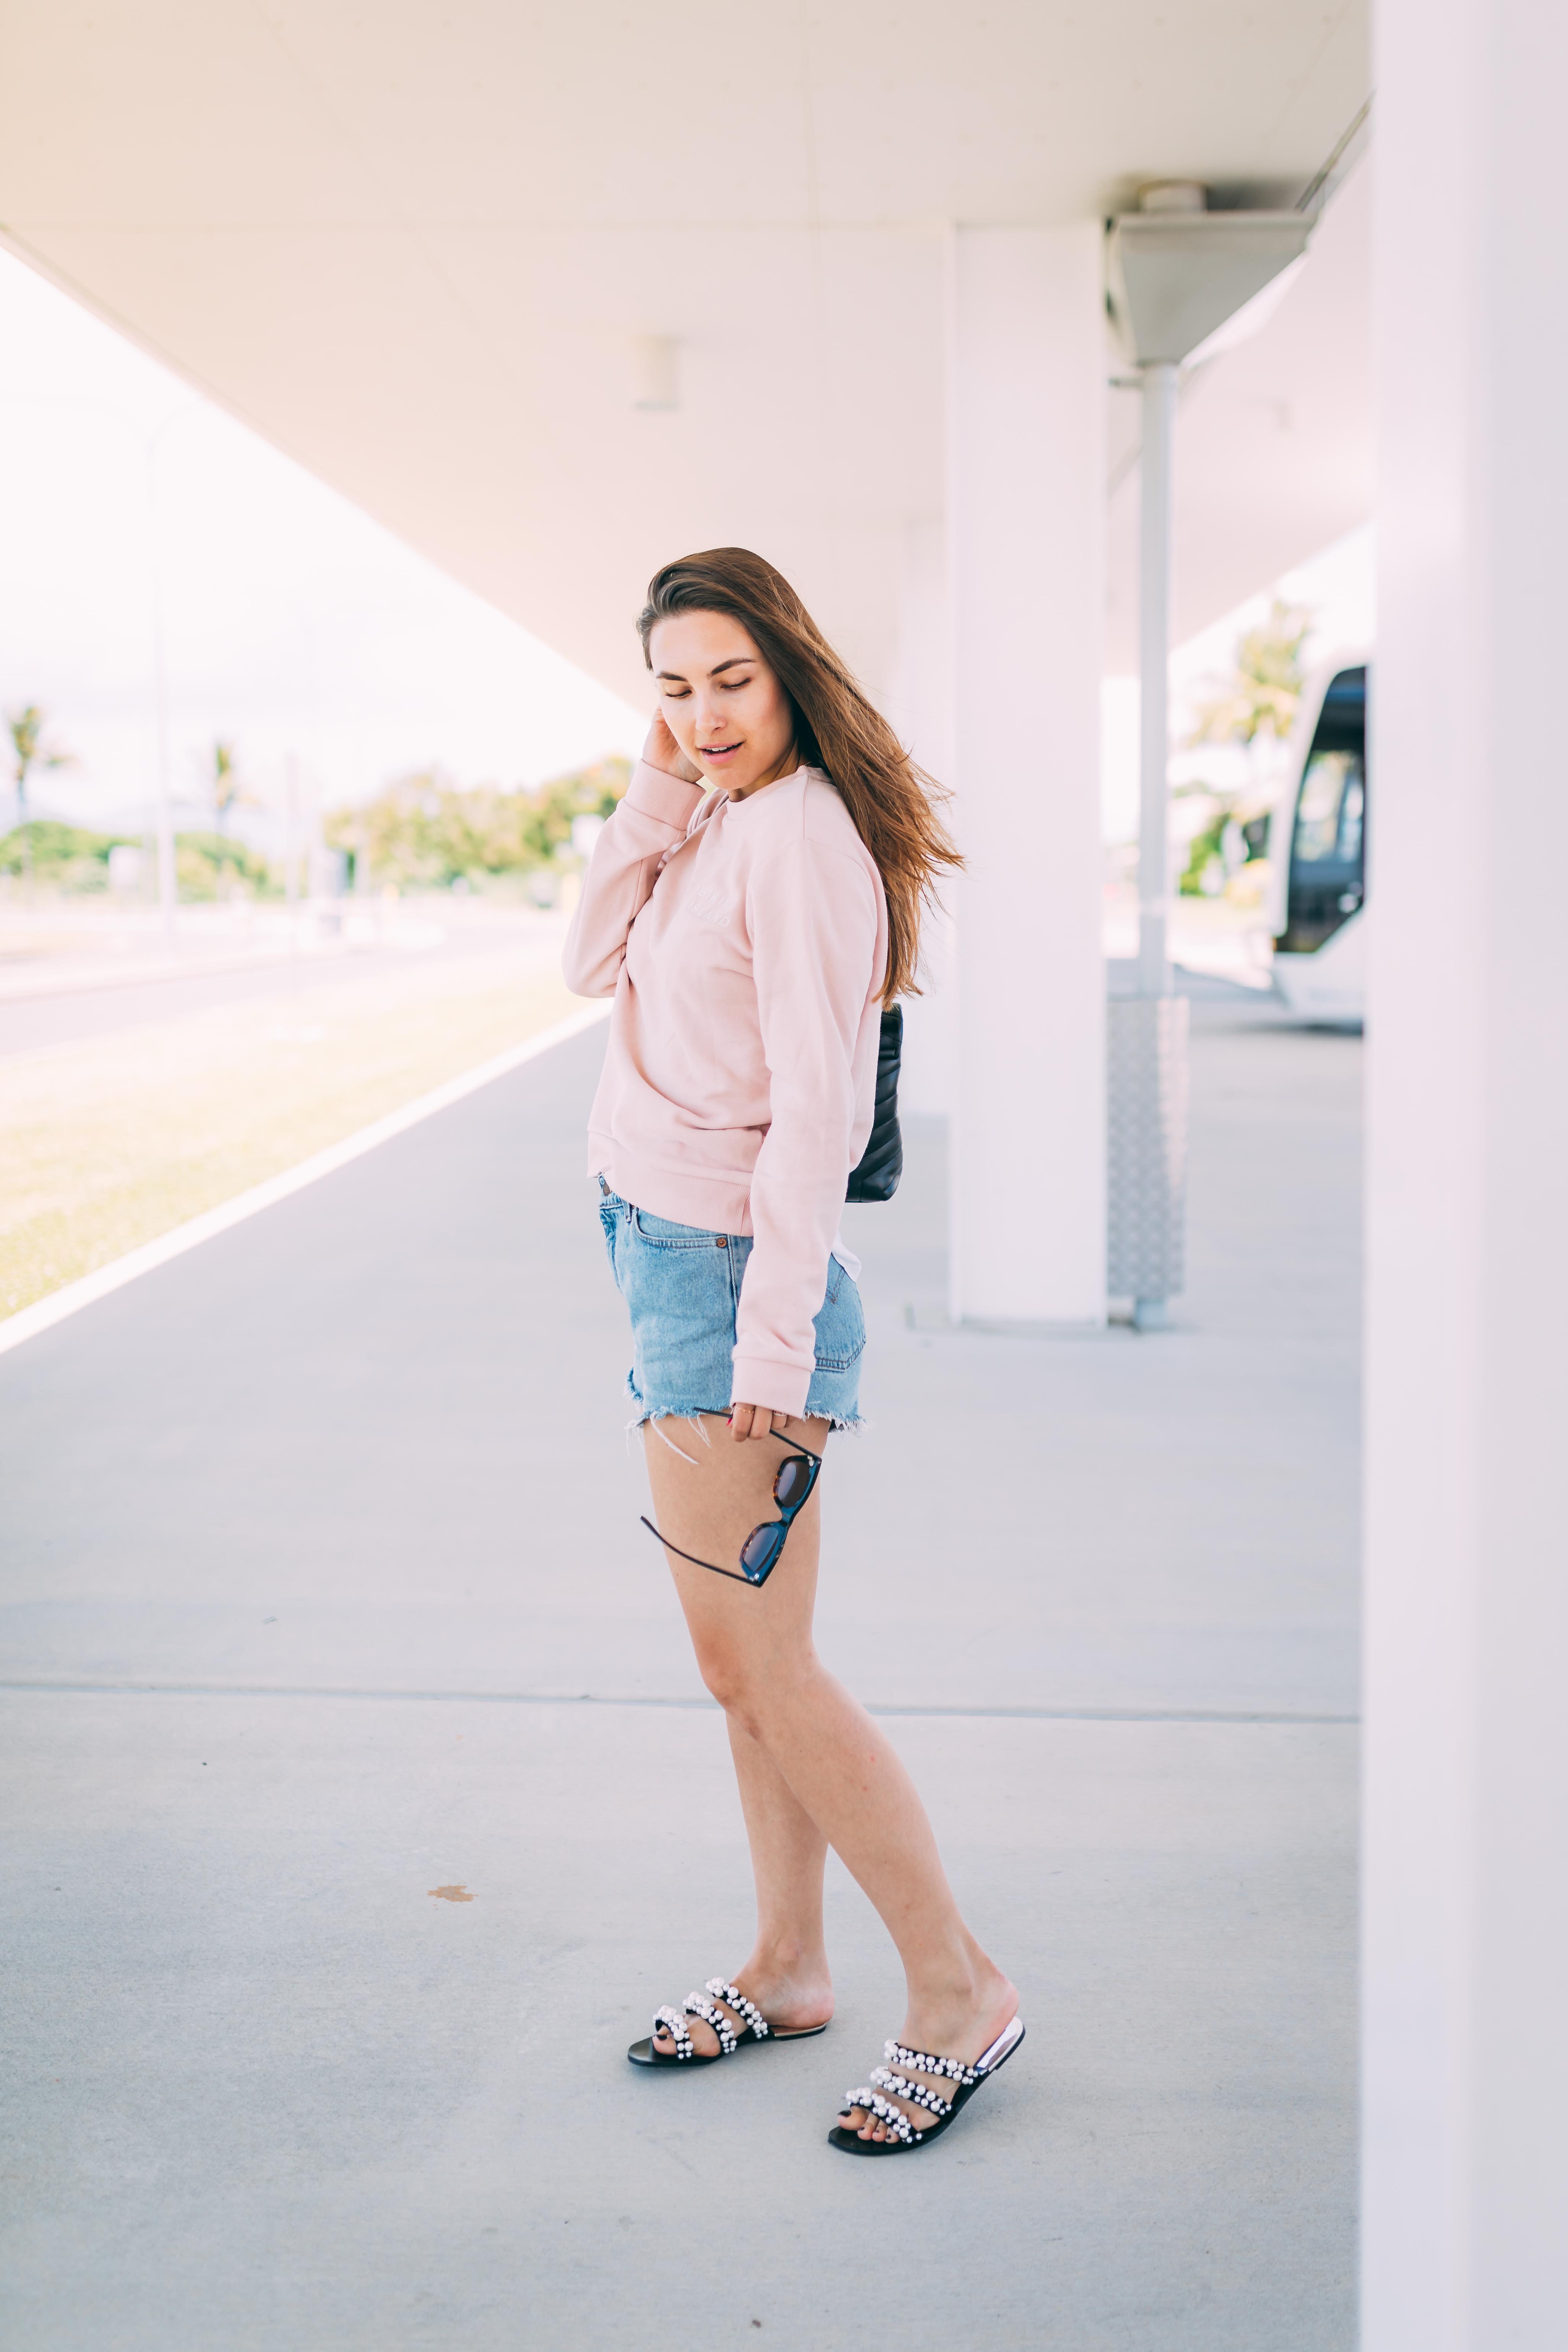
{"left": 948, "top": 225, "right": 1106, "bottom": 1326}
{"left": 1365, "top": 1, "right": 1568, "bottom": 2343}
{"left": 885, "top": 516, "right": 958, "bottom": 1118}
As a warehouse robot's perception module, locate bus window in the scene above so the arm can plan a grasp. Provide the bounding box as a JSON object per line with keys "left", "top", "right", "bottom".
{"left": 1294, "top": 751, "right": 1365, "bottom": 864}
{"left": 1339, "top": 773, "right": 1364, "bottom": 863}
{"left": 1281, "top": 667, "right": 1367, "bottom": 955}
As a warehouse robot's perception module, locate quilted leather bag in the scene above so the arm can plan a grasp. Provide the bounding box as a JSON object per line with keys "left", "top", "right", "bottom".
{"left": 845, "top": 1005, "right": 903, "bottom": 1203}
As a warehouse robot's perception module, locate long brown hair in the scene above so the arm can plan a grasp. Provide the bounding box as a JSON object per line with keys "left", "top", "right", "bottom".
{"left": 637, "top": 547, "right": 961, "bottom": 1003}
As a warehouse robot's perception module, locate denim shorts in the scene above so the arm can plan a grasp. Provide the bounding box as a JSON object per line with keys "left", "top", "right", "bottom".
{"left": 597, "top": 1186, "right": 865, "bottom": 1430}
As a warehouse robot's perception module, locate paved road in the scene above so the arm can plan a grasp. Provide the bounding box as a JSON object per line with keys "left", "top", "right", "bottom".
{"left": 1, "top": 991, "right": 1359, "bottom": 2350}
{"left": 0, "top": 910, "right": 568, "bottom": 1060}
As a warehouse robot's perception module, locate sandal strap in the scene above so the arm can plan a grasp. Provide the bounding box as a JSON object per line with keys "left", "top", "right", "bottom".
{"left": 884, "top": 2037, "right": 978, "bottom": 2086}
{"left": 653, "top": 2003, "right": 694, "bottom": 2059}
{"left": 870, "top": 2064, "right": 952, "bottom": 2118}
{"left": 842, "top": 2086, "right": 919, "bottom": 2143}
{"left": 683, "top": 1993, "right": 738, "bottom": 2054}
{"left": 654, "top": 1977, "right": 771, "bottom": 2058}
{"left": 706, "top": 1979, "right": 769, "bottom": 2040}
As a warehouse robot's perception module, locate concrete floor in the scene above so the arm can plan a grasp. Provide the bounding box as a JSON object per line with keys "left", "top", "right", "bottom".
{"left": 0, "top": 989, "right": 1360, "bottom": 2350}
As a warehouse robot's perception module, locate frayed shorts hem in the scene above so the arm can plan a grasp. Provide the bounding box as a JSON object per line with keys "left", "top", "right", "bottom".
{"left": 626, "top": 1388, "right": 863, "bottom": 1438}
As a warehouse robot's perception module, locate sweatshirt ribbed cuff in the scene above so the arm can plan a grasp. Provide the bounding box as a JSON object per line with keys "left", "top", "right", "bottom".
{"left": 729, "top": 1349, "right": 811, "bottom": 1421}
{"left": 625, "top": 760, "right": 706, "bottom": 829}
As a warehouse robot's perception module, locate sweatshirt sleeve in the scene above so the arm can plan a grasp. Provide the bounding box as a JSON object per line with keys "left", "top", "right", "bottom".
{"left": 561, "top": 760, "right": 707, "bottom": 997}
{"left": 730, "top": 839, "right": 881, "bottom": 1417}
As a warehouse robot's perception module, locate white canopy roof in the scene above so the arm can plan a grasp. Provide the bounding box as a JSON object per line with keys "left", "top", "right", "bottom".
{"left": 0, "top": 1, "right": 1370, "bottom": 706}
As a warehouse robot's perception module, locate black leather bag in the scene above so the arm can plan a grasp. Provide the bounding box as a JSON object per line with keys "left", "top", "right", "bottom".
{"left": 845, "top": 1005, "right": 903, "bottom": 1203}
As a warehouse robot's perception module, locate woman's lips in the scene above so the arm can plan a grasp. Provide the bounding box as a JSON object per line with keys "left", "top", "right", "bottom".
{"left": 700, "top": 742, "right": 743, "bottom": 763}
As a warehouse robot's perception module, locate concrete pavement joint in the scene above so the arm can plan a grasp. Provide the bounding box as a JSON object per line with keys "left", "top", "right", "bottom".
{"left": 0, "top": 1679, "right": 1359, "bottom": 1723}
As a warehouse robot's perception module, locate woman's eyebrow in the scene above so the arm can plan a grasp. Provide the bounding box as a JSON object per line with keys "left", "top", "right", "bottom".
{"left": 655, "top": 654, "right": 755, "bottom": 683}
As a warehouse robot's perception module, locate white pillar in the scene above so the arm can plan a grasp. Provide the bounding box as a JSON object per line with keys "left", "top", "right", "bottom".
{"left": 885, "top": 516, "right": 958, "bottom": 1118}
{"left": 1365, "top": 1, "right": 1568, "bottom": 2342}
{"left": 948, "top": 225, "right": 1106, "bottom": 1326}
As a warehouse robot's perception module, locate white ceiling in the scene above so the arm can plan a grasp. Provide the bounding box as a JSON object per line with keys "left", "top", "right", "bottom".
{"left": 0, "top": 0, "right": 1370, "bottom": 717}
{"left": 1107, "top": 159, "right": 1371, "bottom": 670}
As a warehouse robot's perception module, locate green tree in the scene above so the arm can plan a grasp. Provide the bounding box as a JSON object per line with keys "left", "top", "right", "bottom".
{"left": 174, "top": 829, "right": 278, "bottom": 901}
{"left": 5, "top": 704, "right": 76, "bottom": 894}
{"left": 208, "top": 739, "right": 253, "bottom": 835}
{"left": 327, "top": 756, "right": 631, "bottom": 892}
{"left": 1186, "top": 600, "right": 1313, "bottom": 749}
{"left": 0, "top": 821, "right": 136, "bottom": 893}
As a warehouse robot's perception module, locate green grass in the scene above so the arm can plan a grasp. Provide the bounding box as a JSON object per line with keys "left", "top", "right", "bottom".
{"left": 0, "top": 951, "right": 587, "bottom": 1319}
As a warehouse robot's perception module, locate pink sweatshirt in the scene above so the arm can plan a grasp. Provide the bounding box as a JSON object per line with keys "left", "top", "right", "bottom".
{"left": 562, "top": 758, "right": 888, "bottom": 1417}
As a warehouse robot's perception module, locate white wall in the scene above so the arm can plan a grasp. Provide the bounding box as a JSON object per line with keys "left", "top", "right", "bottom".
{"left": 1363, "top": 0, "right": 1568, "bottom": 2341}
{"left": 947, "top": 225, "right": 1107, "bottom": 1326}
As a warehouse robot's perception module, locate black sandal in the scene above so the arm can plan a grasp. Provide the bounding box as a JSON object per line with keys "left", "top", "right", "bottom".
{"left": 828, "top": 2014, "right": 1025, "bottom": 2153}
{"left": 627, "top": 1977, "right": 830, "bottom": 2068}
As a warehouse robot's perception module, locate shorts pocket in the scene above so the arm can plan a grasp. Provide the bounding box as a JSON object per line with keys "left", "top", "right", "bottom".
{"left": 630, "top": 1204, "right": 730, "bottom": 1251}
{"left": 812, "top": 1259, "right": 866, "bottom": 1373}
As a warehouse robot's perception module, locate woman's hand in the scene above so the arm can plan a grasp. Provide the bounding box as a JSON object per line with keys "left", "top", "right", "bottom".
{"left": 642, "top": 711, "right": 703, "bottom": 785}
{"left": 728, "top": 1402, "right": 783, "bottom": 1443}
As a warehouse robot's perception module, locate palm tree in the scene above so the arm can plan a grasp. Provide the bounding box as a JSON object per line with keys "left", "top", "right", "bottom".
{"left": 209, "top": 739, "right": 252, "bottom": 835}
{"left": 6, "top": 705, "right": 76, "bottom": 896}
{"left": 1186, "top": 601, "right": 1313, "bottom": 748}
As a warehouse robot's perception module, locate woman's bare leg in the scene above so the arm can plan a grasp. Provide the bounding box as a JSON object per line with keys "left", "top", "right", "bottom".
{"left": 724, "top": 1716, "right": 834, "bottom": 2017}
{"left": 643, "top": 1412, "right": 1016, "bottom": 2136}
{"left": 644, "top": 1417, "right": 833, "bottom": 2054}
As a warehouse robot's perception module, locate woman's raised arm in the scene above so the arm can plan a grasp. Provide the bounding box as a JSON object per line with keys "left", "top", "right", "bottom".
{"left": 562, "top": 732, "right": 706, "bottom": 997}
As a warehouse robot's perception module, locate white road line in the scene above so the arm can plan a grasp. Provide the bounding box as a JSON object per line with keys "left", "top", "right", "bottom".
{"left": 0, "top": 998, "right": 610, "bottom": 1360}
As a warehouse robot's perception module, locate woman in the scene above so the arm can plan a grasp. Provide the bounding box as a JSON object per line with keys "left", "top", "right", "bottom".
{"left": 563, "top": 548, "right": 1021, "bottom": 2154}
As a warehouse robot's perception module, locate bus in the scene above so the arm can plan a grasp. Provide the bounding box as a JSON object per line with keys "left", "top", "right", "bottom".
{"left": 1264, "top": 653, "right": 1368, "bottom": 1020}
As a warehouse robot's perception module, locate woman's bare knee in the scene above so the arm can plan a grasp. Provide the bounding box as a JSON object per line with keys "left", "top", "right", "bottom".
{"left": 695, "top": 1640, "right": 760, "bottom": 1719}
{"left": 696, "top": 1639, "right": 815, "bottom": 1737}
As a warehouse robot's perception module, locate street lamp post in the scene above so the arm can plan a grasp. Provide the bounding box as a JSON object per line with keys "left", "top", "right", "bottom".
{"left": 0, "top": 394, "right": 196, "bottom": 953}
{"left": 144, "top": 421, "right": 181, "bottom": 952}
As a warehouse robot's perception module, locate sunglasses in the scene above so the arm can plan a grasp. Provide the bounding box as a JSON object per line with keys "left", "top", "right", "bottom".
{"left": 640, "top": 1428, "right": 822, "bottom": 1587}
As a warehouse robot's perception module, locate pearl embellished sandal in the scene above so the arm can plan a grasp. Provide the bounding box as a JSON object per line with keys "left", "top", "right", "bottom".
{"left": 627, "top": 1977, "right": 830, "bottom": 2068}
{"left": 829, "top": 2014, "right": 1025, "bottom": 2154}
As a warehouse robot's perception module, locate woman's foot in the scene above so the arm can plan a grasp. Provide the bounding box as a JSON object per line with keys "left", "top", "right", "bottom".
{"left": 838, "top": 1964, "right": 1018, "bottom": 2143}
{"left": 651, "top": 1953, "right": 834, "bottom": 2058}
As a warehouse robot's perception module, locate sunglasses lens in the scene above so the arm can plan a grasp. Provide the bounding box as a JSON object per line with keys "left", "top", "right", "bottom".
{"left": 740, "top": 1525, "right": 782, "bottom": 1582}
{"left": 774, "top": 1457, "right": 810, "bottom": 1510}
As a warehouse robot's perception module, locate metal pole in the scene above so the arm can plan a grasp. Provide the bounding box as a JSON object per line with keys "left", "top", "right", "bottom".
{"left": 284, "top": 748, "right": 300, "bottom": 974}
{"left": 143, "top": 411, "right": 196, "bottom": 958}
{"left": 0, "top": 396, "right": 192, "bottom": 953}
{"left": 147, "top": 511, "right": 178, "bottom": 954}
{"left": 1137, "top": 359, "right": 1178, "bottom": 997}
